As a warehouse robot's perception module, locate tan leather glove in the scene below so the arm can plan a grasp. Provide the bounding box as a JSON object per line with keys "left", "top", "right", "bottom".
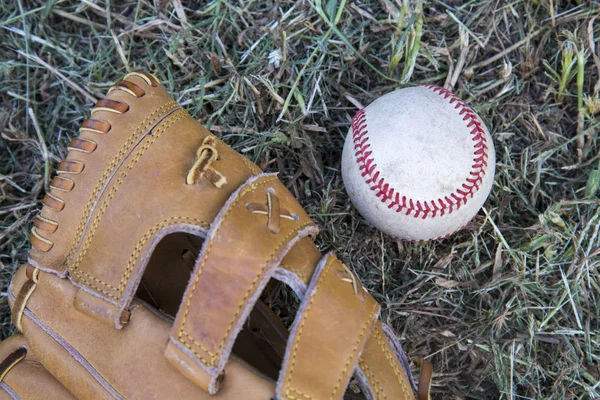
{"left": 6, "top": 71, "right": 431, "bottom": 400}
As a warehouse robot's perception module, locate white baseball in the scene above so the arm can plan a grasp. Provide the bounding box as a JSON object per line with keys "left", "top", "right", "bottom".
{"left": 341, "top": 85, "right": 495, "bottom": 241}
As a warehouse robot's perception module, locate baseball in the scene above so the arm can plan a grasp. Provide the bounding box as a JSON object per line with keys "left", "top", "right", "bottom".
{"left": 341, "top": 85, "right": 495, "bottom": 241}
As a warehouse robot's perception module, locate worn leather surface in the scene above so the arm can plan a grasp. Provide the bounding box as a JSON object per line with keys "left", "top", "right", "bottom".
{"left": 165, "top": 174, "right": 319, "bottom": 393}
{"left": 6, "top": 71, "right": 421, "bottom": 399}
{"left": 0, "top": 334, "right": 76, "bottom": 400}
{"left": 277, "top": 253, "right": 380, "bottom": 399}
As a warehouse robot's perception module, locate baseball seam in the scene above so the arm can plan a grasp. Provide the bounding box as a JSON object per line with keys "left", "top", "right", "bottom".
{"left": 351, "top": 84, "right": 489, "bottom": 221}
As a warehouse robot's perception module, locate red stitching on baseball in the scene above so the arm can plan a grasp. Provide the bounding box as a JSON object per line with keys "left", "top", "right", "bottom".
{"left": 350, "top": 84, "right": 489, "bottom": 220}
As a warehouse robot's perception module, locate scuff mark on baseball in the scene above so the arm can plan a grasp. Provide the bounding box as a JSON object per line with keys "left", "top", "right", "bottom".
{"left": 341, "top": 85, "right": 496, "bottom": 242}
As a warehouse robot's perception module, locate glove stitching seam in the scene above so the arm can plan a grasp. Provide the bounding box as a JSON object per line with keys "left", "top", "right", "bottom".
{"left": 68, "top": 110, "right": 186, "bottom": 298}
{"left": 241, "top": 156, "right": 262, "bottom": 175}
{"left": 124, "top": 216, "right": 210, "bottom": 291}
{"left": 180, "top": 218, "right": 314, "bottom": 365}
{"left": 68, "top": 215, "right": 208, "bottom": 306}
{"left": 358, "top": 359, "right": 386, "bottom": 400}
{"left": 284, "top": 255, "right": 334, "bottom": 400}
{"left": 65, "top": 100, "right": 178, "bottom": 265}
{"left": 279, "top": 262, "right": 308, "bottom": 283}
{"left": 71, "top": 110, "right": 186, "bottom": 287}
{"left": 330, "top": 300, "right": 378, "bottom": 399}
{"left": 374, "top": 327, "right": 412, "bottom": 397}
{"left": 286, "top": 387, "right": 313, "bottom": 399}
{"left": 177, "top": 176, "right": 278, "bottom": 359}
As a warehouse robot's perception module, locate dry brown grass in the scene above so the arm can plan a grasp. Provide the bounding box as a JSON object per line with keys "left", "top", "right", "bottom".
{"left": 1, "top": 1, "right": 600, "bottom": 398}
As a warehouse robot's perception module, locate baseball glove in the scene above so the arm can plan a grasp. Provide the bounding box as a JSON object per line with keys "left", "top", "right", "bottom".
{"left": 3, "top": 71, "right": 432, "bottom": 400}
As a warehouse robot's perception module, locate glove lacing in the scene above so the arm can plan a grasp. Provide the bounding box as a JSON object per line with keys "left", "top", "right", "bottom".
{"left": 31, "top": 72, "right": 159, "bottom": 252}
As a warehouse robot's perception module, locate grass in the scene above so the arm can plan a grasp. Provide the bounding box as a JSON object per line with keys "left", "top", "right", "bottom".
{"left": 1, "top": 0, "right": 600, "bottom": 398}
